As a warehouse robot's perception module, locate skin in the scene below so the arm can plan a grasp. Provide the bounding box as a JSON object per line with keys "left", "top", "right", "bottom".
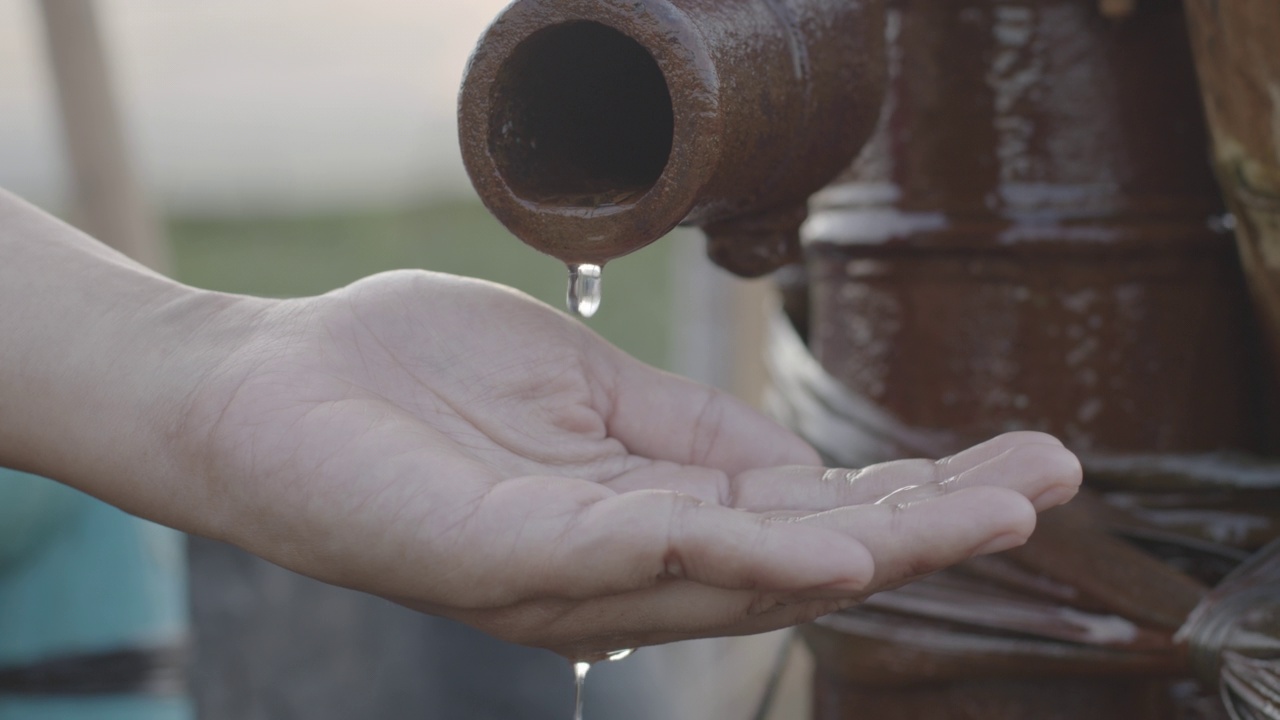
{"left": 0, "top": 189, "right": 1081, "bottom": 659}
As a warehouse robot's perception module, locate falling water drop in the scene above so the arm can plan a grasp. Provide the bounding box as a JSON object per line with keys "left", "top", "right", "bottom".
{"left": 567, "top": 263, "right": 603, "bottom": 318}
{"left": 569, "top": 649, "right": 634, "bottom": 720}
{"left": 571, "top": 661, "right": 591, "bottom": 720}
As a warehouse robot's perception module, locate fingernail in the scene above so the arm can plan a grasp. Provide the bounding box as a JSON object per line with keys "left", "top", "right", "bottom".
{"left": 974, "top": 532, "right": 1025, "bottom": 555}
{"left": 1031, "top": 485, "right": 1078, "bottom": 510}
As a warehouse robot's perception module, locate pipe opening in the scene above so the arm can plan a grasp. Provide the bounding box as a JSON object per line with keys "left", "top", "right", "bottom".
{"left": 489, "top": 22, "right": 675, "bottom": 208}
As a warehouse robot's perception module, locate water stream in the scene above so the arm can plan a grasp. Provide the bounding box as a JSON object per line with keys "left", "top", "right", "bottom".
{"left": 571, "top": 648, "right": 634, "bottom": 720}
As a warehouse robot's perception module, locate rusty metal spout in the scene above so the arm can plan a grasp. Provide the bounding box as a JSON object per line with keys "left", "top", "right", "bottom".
{"left": 458, "top": 0, "right": 885, "bottom": 276}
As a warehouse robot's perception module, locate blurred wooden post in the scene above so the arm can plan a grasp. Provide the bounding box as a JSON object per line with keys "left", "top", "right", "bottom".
{"left": 670, "top": 231, "right": 772, "bottom": 408}
{"left": 38, "top": 0, "right": 169, "bottom": 271}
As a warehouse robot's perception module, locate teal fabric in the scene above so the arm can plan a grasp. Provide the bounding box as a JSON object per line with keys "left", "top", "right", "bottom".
{"left": 0, "top": 468, "right": 192, "bottom": 720}
{"left": 0, "top": 697, "right": 193, "bottom": 720}
{"left": 0, "top": 471, "right": 77, "bottom": 570}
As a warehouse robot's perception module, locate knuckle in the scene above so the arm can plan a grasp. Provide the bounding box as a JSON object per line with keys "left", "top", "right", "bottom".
{"left": 746, "top": 593, "right": 784, "bottom": 617}
{"left": 660, "top": 491, "right": 706, "bottom": 575}
{"left": 795, "top": 599, "right": 848, "bottom": 623}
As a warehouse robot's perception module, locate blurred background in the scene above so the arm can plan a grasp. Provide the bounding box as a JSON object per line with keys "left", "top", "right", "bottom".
{"left": 0, "top": 0, "right": 680, "bottom": 369}
{"left": 3, "top": 0, "right": 501, "bottom": 211}
{"left": 0, "top": 2, "right": 790, "bottom": 718}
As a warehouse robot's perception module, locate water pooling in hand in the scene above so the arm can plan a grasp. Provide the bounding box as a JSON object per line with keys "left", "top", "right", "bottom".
{"left": 566, "top": 263, "right": 603, "bottom": 318}
{"left": 571, "top": 648, "right": 634, "bottom": 720}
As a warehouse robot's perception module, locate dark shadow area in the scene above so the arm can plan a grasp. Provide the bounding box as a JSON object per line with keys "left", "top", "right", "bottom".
{"left": 489, "top": 21, "right": 674, "bottom": 206}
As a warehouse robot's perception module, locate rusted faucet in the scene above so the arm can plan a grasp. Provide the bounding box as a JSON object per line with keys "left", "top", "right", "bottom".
{"left": 457, "top": 0, "right": 886, "bottom": 277}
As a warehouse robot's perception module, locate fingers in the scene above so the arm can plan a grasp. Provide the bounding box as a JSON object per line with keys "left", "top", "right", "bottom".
{"left": 551, "top": 488, "right": 873, "bottom": 595}
{"left": 868, "top": 440, "right": 1080, "bottom": 513}
{"left": 797, "top": 485, "right": 1037, "bottom": 591}
{"left": 470, "top": 478, "right": 873, "bottom": 606}
{"left": 439, "top": 473, "right": 1047, "bottom": 654}
{"left": 535, "top": 435, "right": 1075, "bottom": 602}
{"left": 462, "top": 475, "right": 1033, "bottom": 616}
{"left": 727, "top": 433, "right": 1079, "bottom": 513}
{"left": 592, "top": 349, "right": 820, "bottom": 473}
{"left": 448, "top": 487, "right": 1037, "bottom": 652}
{"left": 597, "top": 460, "right": 730, "bottom": 505}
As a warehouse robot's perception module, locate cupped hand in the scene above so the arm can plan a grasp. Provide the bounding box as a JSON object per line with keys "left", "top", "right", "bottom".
{"left": 175, "top": 270, "right": 1081, "bottom": 659}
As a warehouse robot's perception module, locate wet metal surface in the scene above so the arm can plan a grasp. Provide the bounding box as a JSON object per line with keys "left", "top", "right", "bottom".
{"left": 768, "top": 304, "right": 1280, "bottom": 718}
{"left": 802, "top": 0, "right": 1262, "bottom": 455}
{"left": 790, "top": 0, "right": 1271, "bottom": 717}
{"left": 458, "top": 0, "right": 885, "bottom": 275}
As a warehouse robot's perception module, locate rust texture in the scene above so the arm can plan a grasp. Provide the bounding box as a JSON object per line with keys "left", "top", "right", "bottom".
{"left": 457, "top": 0, "right": 885, "bottom": 276}
{"left": 803, "top": 0, "right": 1260, "bottom": 455}
{"left": 1184, "top": 0, "right": 1280, "bottom": 398}
{"left": 810, "top": 675, "right": 1205, "bottom": 720}
{"left": 795, "top": 488, "right": 1234, "bottom": 719}
{"left": 793, "top": 0, "right": 1272, "bottom": 717}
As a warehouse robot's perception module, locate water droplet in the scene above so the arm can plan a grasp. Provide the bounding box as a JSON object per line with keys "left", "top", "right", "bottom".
{"left": 567, "top": 263, "right": 603, "bottom": 318}
{"left": 572, "top": 661, "right": 591, "bottom": 720}
{"left": 568, "top": 649, "right": 633, "bottom": 720}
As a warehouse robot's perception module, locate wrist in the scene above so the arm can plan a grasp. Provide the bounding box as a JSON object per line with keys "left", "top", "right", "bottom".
{"left": 120, "top": 284, "right": 274, "bottom": 536}
{"left": 0, "top": 191, "right": 271, "bottom": 535}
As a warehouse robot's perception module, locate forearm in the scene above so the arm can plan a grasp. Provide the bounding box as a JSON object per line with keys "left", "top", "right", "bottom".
{"left": 0, "top": 189, "right": 258, "bottom": 530}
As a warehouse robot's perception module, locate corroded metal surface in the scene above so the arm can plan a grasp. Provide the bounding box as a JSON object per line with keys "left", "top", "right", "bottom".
{"left": 768, "top": 302, "right": 1280, "bottom": 718}
{"left": 458, "top": 0, "right": 885, "bottom": 276}
{"left": 791, "top": 0, "right": 1270, "bottom": 717}
{"left": 802, "top": 0, "right": 1261, "bottom": 455}
{"left": 810, "top": 675, "right": 1214, "bottom": 720}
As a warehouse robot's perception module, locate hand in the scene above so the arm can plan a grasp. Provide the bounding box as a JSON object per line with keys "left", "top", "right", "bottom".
{"left": 0, "top": 193, "right": 1078, "bottom": 657}
{"left": 167, "top": 270, "right": 1080, "bottom": 659}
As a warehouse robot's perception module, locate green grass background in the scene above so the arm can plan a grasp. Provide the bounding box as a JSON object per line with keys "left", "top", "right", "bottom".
{"left": 168, "top": 200, "right": 675, "bottom": 371}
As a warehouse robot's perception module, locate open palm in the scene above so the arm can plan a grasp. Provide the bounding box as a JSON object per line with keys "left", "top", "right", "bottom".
{"left": 179, "top": 270, "right": 1080, "bottom": 659}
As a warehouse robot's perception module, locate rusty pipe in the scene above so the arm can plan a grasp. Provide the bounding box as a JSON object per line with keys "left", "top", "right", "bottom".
{"left": 458, "top": 0, "right": 885, "bottom": 276}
